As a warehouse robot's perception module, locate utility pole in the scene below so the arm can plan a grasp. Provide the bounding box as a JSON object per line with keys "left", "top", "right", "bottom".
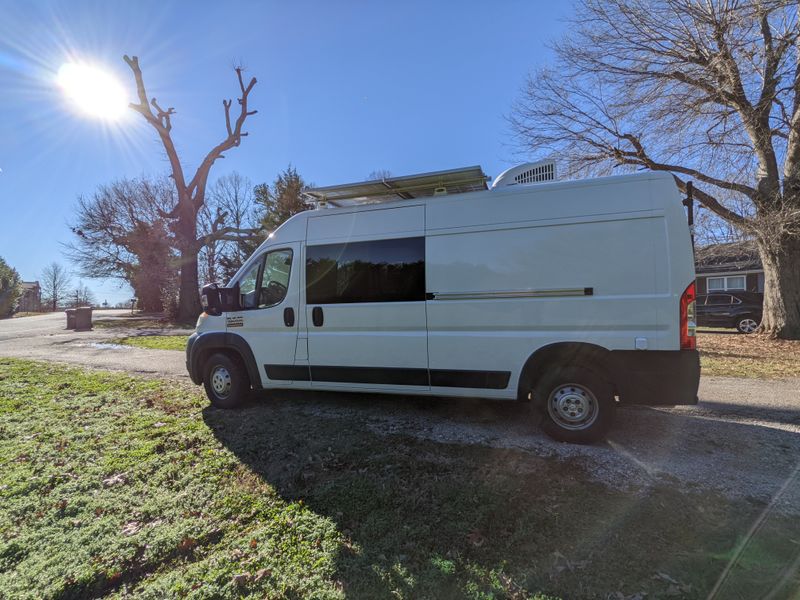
{"left": 682, "top": 181, "right": 695, "bottom": 253}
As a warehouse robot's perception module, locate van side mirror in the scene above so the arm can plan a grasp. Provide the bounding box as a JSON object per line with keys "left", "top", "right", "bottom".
{"left": 201, "top": 283, "right": 221, "bottom": 315}
{"left": 201, "top": 282, "right": 241, "bottom": 315}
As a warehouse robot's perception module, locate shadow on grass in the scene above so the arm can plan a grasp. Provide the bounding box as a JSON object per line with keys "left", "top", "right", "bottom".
{"left": 201, "top": 391, "right": 800, "bottom": 599}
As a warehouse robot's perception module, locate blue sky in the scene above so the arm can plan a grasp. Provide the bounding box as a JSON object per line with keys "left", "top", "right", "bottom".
{"left": 0, "top": 0, "right": 569, "bottom": 305}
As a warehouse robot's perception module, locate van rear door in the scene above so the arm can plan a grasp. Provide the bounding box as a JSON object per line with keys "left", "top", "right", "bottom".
{"left": 303, "top": 205, "right": 430, "bottom": 390}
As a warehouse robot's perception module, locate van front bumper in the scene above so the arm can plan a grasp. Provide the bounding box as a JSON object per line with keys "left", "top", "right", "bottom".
{"left": 610, "top": 350, "right": 700, "bottom": 406}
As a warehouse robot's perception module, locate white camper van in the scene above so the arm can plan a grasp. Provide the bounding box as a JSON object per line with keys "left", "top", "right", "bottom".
{"left": 187, "top": 163, "right": 700, "bottom": 443}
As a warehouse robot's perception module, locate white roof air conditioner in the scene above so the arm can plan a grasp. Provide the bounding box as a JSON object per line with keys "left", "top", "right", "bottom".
{"left": 492, "top": 160, "right": 557, "bottom": 189}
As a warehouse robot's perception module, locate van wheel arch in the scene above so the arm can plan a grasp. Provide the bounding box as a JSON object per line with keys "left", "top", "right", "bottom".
{"left": 190, "top": 332, "right": 262, "bottom": 391}
{"left": 517, "top": 342, "right": 614, "bottom": 404}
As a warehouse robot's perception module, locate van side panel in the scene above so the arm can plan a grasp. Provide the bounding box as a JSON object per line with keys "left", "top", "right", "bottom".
{"left": 425, "top": 214, "right": 667, "bottom": 398}
{"left": 306, "top": 204, "right": 424, "bottom": 243}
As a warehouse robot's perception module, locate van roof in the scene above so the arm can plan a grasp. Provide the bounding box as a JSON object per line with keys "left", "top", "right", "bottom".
{"left": 304, "top": 165, "right": 490, "bottom": 207}
{"left": 304, "top": 166, "right": 675, "bottom": 209}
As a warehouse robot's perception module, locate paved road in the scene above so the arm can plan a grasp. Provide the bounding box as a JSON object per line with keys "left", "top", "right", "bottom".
{"left": 0, "top": 310, "right": 188, "bottom": 378}
{"left": 1, "top": 311, "right": 799, "bottom": 512}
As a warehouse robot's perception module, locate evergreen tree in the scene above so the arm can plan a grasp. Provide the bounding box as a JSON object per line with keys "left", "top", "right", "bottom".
{"left": 0, "top": 257, "right": 22, "bottom": 318}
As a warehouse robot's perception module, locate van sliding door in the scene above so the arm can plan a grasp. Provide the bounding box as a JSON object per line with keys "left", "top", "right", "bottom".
{"left": 303, "top": 205, "right": 430, "bottom": 390}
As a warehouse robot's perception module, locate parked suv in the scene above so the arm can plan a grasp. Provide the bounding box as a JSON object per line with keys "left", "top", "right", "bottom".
{"left": 696, "top": 292, "right": 763, "bottom": 333}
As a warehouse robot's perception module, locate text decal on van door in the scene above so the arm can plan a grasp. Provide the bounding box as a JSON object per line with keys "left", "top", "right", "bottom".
{"left": 226, "top": 315, "right": 244, "bottom": 328}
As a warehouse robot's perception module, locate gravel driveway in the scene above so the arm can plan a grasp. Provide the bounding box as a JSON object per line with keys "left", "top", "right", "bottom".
{"left": 2, "top": 311, "right": 799, "bottom": 514}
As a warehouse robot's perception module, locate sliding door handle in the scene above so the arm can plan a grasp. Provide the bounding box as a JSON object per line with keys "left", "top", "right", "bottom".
{"left": 312, "top": 306, "right": 324, "bottom": 327}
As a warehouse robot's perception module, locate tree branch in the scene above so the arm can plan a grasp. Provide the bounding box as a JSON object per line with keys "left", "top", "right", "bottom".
{"left": 784, "top": 11, "right": 800, "bottom": 182}
{"left": 188, "top": 67, "right": 258, "bottom": 206}
{"left": 617, "top": 133, "right": 757, "bottom": 198}
{"left": 150, "top": 98, "right": 175, "bottom": 131}
{"left": 672, "top": 175, "right": 751, "bottom": 228}
{"left": 196, "top": 226, "right": 262, "bottom": 249}
{"left": 123, "top": 55, "right": 188, "bottom": 193}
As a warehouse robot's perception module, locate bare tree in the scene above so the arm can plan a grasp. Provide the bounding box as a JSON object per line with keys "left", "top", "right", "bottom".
{"left": 68, "top": 282, "right": 96, "bottom": 308}
{"left": 40, "top": 263, "right": 71, "bottom": 311}
{"left": 511, "top": 0, "right": 800, "bottom": 338}
{"left": 123, "top": 55, "right": 260, "bottom": 321}
{"left": 200, "top": 172, "right": 260, "bottom": 282}
{"left": 65, "top": 177, "right": 177, "bottom": 313}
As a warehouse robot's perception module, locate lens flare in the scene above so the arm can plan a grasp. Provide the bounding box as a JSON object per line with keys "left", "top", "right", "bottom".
{"left": 57, "top": 62, "right": 127, "bottom": 120}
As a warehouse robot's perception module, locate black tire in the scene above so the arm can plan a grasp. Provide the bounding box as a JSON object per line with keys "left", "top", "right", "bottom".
{"left": 735, "top": 316, "right": 759, "bottom": 334}
{"left": 202, "top": 352, "right": 250, "bottom": 409}
{"left": 534, "top": 365, "right": 615, "bottom": 444}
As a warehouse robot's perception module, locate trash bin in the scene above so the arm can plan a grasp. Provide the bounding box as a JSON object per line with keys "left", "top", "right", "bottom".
{"left": 74, "top": 306, "right": 93, "bottom": 331}
{"left": 65, "top": 309, "right": 76, "bottom": 330}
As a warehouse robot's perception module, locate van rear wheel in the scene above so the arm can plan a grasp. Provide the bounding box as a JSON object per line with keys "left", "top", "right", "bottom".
{"left": 535, "top": 366, "right": 614, "bottom": 443}
{"left": 203, "top": 353, "right": 249, "bottom": 409}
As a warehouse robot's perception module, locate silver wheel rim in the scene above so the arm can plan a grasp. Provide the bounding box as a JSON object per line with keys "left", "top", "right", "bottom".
{"left": 547, "top": 383, "right": 599, "bottom": 431}
{"left": 739, "top": 319, "right": 758, "bottom": 333}
{"left": 210, "top": 365, "right": 232, "bottom": 398}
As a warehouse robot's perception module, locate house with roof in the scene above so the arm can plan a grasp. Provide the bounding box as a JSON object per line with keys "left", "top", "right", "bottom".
{"left": 695, "top": 241, "right": 764, "bottom": 295}
{"left": 18, "top": 281, "right": 41, "bottom": 312}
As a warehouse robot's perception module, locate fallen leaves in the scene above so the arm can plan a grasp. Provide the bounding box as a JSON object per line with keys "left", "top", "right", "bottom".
{"left": 550, "top": 550, "right": 589, "bottom": 576}
{"left": 466, "top": 529, "right": 486, "bottom": 548}
{"left": 102, "top": 473, "right": 127, "bottom": 487}
{"left": 121, "top": 521, "right": 141, "bottom": 536}
{"left": 177, "top": 536, "right": 197, "bottom": 553}
{"left": 698, "top": 332, "right": 800, "bottom": 378}
{"left": 254, "top": 568, "right": 271, "bottom": 582}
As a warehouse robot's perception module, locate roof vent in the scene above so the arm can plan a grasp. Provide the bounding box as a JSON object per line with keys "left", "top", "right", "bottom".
{"left": 491, "top": 160, "right": 557, "bottom": 189}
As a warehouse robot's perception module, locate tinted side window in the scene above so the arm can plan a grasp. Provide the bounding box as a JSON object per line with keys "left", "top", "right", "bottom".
{"left": 306, "top": 237, "right": 425, "bottom": 304}
{"left": 706, "top": 295, "right": 732, "bottom": 305}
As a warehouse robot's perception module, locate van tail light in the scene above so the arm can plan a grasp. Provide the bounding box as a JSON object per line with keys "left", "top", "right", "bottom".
{"left": 680, "top": 281, "right": 696, "bottom": 350}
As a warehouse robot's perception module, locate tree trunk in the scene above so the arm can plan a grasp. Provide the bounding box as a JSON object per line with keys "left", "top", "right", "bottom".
{"left": 757, "top": 235, "right": 800, "bottom": 339}
{"left": 177, "top": 247, "right": 201, "bottom": 322}
{"left": 175, "top": 205, "right": 202, "bottom": 323}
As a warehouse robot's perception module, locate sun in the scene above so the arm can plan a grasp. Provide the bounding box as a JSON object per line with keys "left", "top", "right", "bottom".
{"left": 57, "top": 62, "right": 127, "bottom": 120}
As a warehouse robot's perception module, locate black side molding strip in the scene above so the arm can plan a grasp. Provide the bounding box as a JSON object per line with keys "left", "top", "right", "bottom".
{"left": 312, "top": 366, "right": 428, "bottom": 386}
{"left": 430, "top": 369, "right": 510, "bottom": 389}
{"left": 265, "top": 364, "right": 311, "bottom": 381}
{"left": 264, "top": 364, "right": 510, "bottom": 390}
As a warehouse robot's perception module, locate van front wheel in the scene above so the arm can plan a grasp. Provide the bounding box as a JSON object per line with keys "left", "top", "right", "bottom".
{"left": 203, "top": 353, "right": 249, "bottom": 409}
{"left": 535, "top": 366, "right": 614, "bottom": 443}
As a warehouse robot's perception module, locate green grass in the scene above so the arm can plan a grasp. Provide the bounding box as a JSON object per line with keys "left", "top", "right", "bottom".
{"left": 1, "top": 358, "right": 799, "bottom": 599}
{"left": 112, "top": 335, "right": 190, "bottom": 351}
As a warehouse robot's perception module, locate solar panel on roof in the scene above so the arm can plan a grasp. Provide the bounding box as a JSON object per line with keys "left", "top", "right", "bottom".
{"left": 304, "top": 165, "right": 489, "bottom": 207}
